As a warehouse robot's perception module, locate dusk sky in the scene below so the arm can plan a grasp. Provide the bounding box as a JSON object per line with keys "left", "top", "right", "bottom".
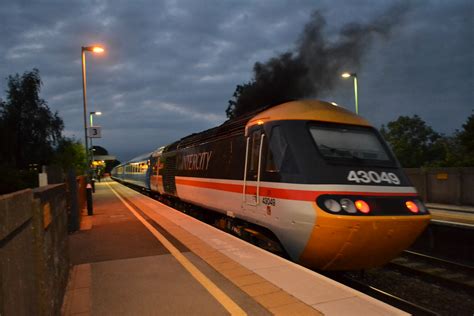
{"left": 1, "top": 0, "right": 472, "bottom": 162}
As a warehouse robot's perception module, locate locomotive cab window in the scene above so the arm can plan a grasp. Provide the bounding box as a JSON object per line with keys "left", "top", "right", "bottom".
{"left": 249, "top": 129, "right": 262, "bottom": 172}
{"left": 265, "top": 125, "right": 298, "bottom": 174}
{"left": 309, "top": 123, "right": 394, "bottom": 166}
{"left": 266, "top": 125, "right": 287, "bottom": 172}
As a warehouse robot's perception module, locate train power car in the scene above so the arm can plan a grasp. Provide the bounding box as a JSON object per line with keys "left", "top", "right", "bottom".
{"left": 112, "top": 100, "right": 431, "bottom": 270}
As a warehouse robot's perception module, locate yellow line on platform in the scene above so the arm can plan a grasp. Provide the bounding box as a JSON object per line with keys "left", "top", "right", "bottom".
{"left": 106, "top": 182, "right": 247, "bottom": 316}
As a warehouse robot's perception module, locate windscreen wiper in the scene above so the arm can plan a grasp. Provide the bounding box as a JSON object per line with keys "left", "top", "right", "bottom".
{"left": 319, "top": 144, "right": 362, "bottom": 161}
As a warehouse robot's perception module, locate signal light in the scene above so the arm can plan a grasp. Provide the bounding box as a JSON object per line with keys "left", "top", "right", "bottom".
{"left": 355, "top": 200, "right": 370, "bottom": 214}
{"left": 406, "top": 201, "right": 419, "bottom": 213}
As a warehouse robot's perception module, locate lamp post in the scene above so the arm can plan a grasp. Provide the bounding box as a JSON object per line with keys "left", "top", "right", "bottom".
{"left": 341, "top": 72, "right": 358, "bottom": 114}
{"left": 81, "top": 45, "right": 104, "bottom": 215}
{"left": 89, "top": 111, "right": 102, "bottom": 170}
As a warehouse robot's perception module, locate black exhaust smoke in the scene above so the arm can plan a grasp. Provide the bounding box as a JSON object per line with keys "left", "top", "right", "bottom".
{"left": 226, "top": 3, "right": 410, "bottom": 118}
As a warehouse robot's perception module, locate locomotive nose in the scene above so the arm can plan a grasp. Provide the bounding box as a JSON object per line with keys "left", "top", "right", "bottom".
{"left": 298, "top": 203, "right": 431, "bottom": 270}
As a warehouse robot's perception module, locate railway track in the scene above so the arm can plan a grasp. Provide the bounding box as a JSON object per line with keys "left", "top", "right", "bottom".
{"left": 326, "top": 272, "right": 439, "bottom": 316}
{"left": 331, "top": 250, "right": 474, "bottom": 315}
{"left": 410, "top": 220, "right": 474, "bottom": 265}
{"left": 389, "top": 250, "right": 474, "bottom": 294}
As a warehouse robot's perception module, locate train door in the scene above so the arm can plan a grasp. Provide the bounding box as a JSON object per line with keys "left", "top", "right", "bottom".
{"left": 150, "top": 155, "right": 160, "bottom": 192}
{"left": 150, "top": 147, "right": 165, "bottom": 194}
{"left": 162, "top": 154, "right": 177, "bottom": 196}
{"left": 242, "top": 126, "right": 266, "bottom": 215}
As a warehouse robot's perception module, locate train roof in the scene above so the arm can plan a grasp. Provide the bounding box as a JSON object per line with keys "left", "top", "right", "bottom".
{"left": 175, "top": 106, "right": 265, "bottom": 149}
{"left": 151, "top": 146, "right": 165, "bottom": 157}
{"left": 245, "top": 99, "right": 371, "bottom": 134}
{"left": 175, "top": 99, "right": 370, "bottom": 149}
{"left": 126, "top": 152, "right": 153, "bottom": 163}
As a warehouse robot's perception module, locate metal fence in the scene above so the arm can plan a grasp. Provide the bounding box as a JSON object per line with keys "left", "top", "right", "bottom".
{"left": 405, "top": 167, "right": 474, "bottom": 206}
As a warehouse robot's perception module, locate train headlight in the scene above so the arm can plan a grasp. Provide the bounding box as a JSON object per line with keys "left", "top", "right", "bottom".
{"left": 405, "top": 201, "right": 419, "bottom": 213}
{"left": 414, "top": 200, "right": 428, "bottom": 213}
{"left": 355, "top": 200, "right": 370, "bottom": 214}
{"left": 340, "top": 198, "right": 356, "bottom": 213}
{"left": 324, "top": 199, "right": 342, "bottom": 213}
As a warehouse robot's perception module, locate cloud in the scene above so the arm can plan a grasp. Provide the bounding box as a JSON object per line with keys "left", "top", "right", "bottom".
{"left": 0, "top": 0, "right": 472, "bottom": 161}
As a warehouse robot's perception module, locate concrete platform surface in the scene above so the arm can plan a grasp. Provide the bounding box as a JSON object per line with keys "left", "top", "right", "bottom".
{"left": 427, "top": 203, "right": 474, "bottom": 225}
{"left": 62, "top": 179, "right": 407, "bottom": 315}
{"left": 426, "top": 203, "right": 474, "bottom": 214}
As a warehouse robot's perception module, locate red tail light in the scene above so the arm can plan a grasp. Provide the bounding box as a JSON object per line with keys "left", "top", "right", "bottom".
{"left": 405, "top": 201, "right": 419, "bottom": 213}
{"left": 355, "top": 200, "right": 370, "bottom": 214}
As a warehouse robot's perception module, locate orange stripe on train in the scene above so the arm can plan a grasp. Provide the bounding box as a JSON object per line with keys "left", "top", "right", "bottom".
{"left": 174, "top": 178, "right": 417, "bottom": 201}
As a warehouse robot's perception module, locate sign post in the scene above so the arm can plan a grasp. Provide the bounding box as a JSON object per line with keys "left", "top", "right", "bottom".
{"left": 88, "top": 126, "right": 102, "bottom": 194}
{"left": 88, "top": 126, "right": 102, "bottom": 138}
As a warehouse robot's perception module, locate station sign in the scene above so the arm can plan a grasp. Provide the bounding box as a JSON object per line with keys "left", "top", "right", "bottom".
{"left": 88, "top": 126, "right": 102, "bottom": 138}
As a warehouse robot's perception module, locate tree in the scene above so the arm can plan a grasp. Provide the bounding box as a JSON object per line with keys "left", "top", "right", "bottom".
{"left": 380, "top": 115, "right": 445, "bottom": 167}
{"left": 453, "top": 113, "right": 474, "bottom": 166}
{"left": 458, "top": 114, "right": 474, "bottom": 153}
{"left": 0, "top": 69, "right": 64, "bottom": 169}
{"left": 52, "top": 138, "right": 86, "bottom": 174}
{"left": 410, "top": 113, "right": 474, "bottom": 167}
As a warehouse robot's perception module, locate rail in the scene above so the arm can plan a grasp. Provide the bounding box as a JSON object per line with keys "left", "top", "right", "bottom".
{"left": 327, "top": 274, "right": 439, "bottom": 316}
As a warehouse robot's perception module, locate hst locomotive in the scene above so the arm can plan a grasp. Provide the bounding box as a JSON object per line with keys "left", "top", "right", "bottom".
{"left": 112, "top": 100, "right": 431, "bottom": 270}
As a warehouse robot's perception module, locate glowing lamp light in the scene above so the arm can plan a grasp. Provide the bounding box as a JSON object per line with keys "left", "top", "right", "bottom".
{"left": 355, "top": 200, "right": 370, "bottom": 214}
{"left": 341, "top": 72, "right": 352, "bottom": 78}
{"left": 405, "top": 201, "right": 419, "bottom": 213}
{"left": 92, "top": 46, "right": 105, "bottom": 53}
{"left": 257, "top": 120, "right": 264, "bottom": 125}
{"left": 95, "top": 111, "right": 102, "bottom": 115}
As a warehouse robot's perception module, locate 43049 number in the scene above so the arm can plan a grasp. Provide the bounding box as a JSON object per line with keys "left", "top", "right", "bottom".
{"left": 347, "top": 170, "right": 400, "bottom": 185}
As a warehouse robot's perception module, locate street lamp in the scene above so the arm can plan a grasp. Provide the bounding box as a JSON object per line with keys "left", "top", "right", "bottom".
{"left": 89, "top": 111, "right": 102, "bottom": 167}
{"left": 341, "top": 72, "right": 358, "bottom": 114}
{"left": 81, "top": 45, "right": 104, "bottom": 215}
{"left": 89, "top": 111, "right": 102, "bottom": 126}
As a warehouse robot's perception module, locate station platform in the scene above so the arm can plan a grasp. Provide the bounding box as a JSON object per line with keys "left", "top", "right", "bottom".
{"left": 62, "top": 178, "right": 407, "bottom": 315}
{"left": 426, "top": 203, "right": 474, "bottom": 226}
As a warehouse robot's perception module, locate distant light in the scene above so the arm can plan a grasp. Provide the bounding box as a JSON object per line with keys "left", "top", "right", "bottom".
{"left": 95, "top": 111, "right": 102, "bottom": 115}
{"left": 341, "top": 72, "right": 351, "bottom": 78}
{"left": 92, "top": 46, "right": 104, "bottom": 53}
{"left": 83, "top": 46, "right": 105, "bottom": 53}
